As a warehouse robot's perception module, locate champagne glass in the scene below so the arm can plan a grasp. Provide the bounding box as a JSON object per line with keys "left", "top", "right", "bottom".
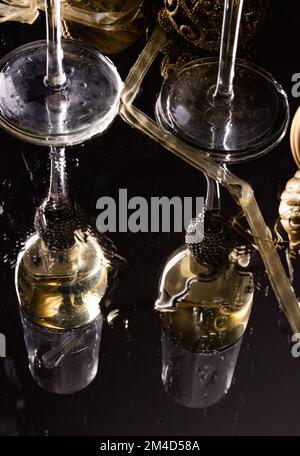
{"left": 156, "top": 236, "right": 253, "bottom": 407}
{"left": 0, "top": 0, "right": 122, "bottom": 146}
{"left": 15, "top": 146, "right": 115, "bottom": 394}
{"left": 0, "top": 2, "right": 122, "bottom": 392}
{"left": 155, "top": 0, "right": 289, "bottom": 164}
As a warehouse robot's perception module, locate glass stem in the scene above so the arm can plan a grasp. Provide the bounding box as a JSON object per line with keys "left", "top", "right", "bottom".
{"left": 45, "top": 0, "right": 67, "bottom": 88}
{"left": 213, "top": 0, "right": 244, "bottom": 101}
{"left": 48, "top": 147, "right": 68, "bottom": 207}
{"left": 205, "top": 175, "right": 221, "bottom": 211}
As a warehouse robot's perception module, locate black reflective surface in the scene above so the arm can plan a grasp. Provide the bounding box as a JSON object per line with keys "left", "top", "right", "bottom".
{"left": 1, "top": 2, "right": 300, "bottom": 436}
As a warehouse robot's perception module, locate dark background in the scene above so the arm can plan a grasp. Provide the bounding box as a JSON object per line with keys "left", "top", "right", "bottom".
{"left": 0, "top": 0, "right": 300, "bottom": 436}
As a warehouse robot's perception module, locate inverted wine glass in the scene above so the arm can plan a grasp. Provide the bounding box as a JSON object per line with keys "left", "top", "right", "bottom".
{"left": 0, "top": 1, "right": 122, "bottom": 393}
{"left": 0, "top": 0, "right": 123, "bottom": 146}
{"left": 155, "top": 0, "right": 289, "bottom": 164}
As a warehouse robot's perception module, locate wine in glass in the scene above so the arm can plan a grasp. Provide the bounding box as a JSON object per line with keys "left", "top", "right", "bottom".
{"left": 0, "top": 1, "right": 123, "bottom": 393}
{"left": 156, "top": 233, "right": 253, "bottom": 407}
{"left": 15, "top": 146, "right": 113, "bottom": 394}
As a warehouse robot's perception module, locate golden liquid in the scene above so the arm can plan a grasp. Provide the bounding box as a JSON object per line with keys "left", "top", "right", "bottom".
{"left": 159, "top": 247, "right": 254, "bottom": 352}
{"left": 16, "top": 230, "right": 108, "bottom": 330}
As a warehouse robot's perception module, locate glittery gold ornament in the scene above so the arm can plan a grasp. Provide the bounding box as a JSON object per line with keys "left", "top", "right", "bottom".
{"left": 158, "top": 0, "right": 269, "bottom": 78}
{"left": 279, "top": 171, "right": 300, "bottom": 252}
{"left": 279, "top": 108, "right": 300, "bottom": 253}
{"left": 159, "top": 0, "right": 269, "bottom": 52}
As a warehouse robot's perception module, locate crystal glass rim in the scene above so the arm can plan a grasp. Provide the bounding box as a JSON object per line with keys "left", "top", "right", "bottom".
{"left": 155, "top": 57, "right": 290, "bottom": 164}
{"left": 0, "top": 39, "right": 124, "bottom": 147}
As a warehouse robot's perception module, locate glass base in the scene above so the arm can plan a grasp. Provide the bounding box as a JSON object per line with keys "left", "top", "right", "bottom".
{"left": 0, "top": 40, "right": 123, "bottom": 146}
{"left": 155, "top": 59, "right": 289, "bottom": 163}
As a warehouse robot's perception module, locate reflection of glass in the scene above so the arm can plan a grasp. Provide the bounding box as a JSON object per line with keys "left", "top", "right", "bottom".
{"left": 156, "top": 224, "right": 253, "bottom": 407}
{"left": 21, "top": 313, "right": 103, "bottom": 394}
{"left": 0, "top": 0, "right": 122, "bottom": 146}
{"left": 15, "top": 147, "right": 114, "bottom": 394}
{"left": 155, "top": 0, "right": 289, "bottom": 163}
{"left": 156, "top": 245, "right": 253, "bottom": 352}
{"left": 161, "top": 331, "right": 243, "bottom": 408}
{"left": 0, "top": 0, "right": 122, "bottom": 393}
{"left": 16, "top": 226, "right": 108, "bottom": 330}
{"left": 120, "top": 26, "right": 300, "bottom": 335}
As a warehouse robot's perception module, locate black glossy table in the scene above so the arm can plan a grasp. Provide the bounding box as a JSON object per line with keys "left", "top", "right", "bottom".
{"left": 0, "top": 1, "right": 300, "bottom": 436}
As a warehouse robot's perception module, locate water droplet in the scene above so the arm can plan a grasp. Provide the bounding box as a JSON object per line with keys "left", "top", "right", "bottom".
{"left": 107, "top": 309, "right": 119, "bottom": 325}
{"left": 198, "top": 365, "right": 217, "bottom": 387}
{"left": 264, "top": 286, "right": 269, "bottom": 297}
